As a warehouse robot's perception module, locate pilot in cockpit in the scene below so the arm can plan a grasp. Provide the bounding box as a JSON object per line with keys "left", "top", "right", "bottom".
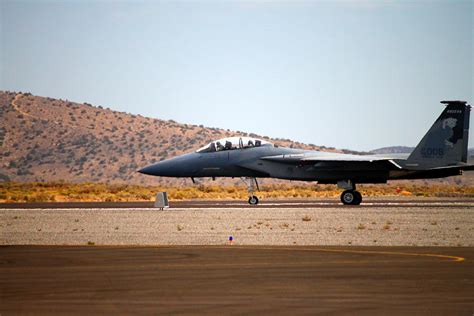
{"left": 247, "top": 140, "right": 254, "bottom": 147}
{"left": 209, "top": 142, "right": 216, "bottom": 152}
{"left": 216, "top": 141, "right": 224, "bottom": 151}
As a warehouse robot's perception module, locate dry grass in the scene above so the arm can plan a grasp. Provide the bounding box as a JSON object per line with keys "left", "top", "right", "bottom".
{"left": 0, "top": 182, "right": 474, "bottom": 203}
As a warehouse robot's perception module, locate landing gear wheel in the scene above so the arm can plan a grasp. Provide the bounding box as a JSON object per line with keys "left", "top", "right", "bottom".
{"left": 341, "top": 190, "right": 362, "bottom": 205}
{"left": 341, "top": 190, "right": 356, "bottom": 205}
{"left": 248, "top": 196, "right": 259, "bottom": 205}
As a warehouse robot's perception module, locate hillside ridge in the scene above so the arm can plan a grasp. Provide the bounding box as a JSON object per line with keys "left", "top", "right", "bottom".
{"left": 0, "top": 91, "right": 351, "bottom": 185}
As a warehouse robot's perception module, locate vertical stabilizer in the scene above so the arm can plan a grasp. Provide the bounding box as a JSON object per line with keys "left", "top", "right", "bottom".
{"left": 407, "top": 101, "right": 470, "bottom": 168}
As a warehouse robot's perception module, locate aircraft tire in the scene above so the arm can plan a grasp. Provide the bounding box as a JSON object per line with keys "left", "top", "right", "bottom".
{"left": 341, "top": 190, "right": 356, "bottom": 205}
{"left": 248, "top": 196, "right": 259, "bottom": 205}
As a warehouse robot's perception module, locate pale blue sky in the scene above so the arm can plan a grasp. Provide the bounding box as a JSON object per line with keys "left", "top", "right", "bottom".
{"left": 1, "top": 0, "right": 472, "bottom": 151}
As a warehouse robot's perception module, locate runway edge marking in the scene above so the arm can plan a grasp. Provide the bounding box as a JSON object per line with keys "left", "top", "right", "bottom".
{"left": 2, "top": 245, "right": 465, "bottom": 262}
{"left": 212, "top": 246, "right": 466, "bottom": 262}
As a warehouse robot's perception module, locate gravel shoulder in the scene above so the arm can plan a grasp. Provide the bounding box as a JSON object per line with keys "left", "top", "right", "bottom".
{"left": 1, "top": 206, "right": 473, "bottom": 246}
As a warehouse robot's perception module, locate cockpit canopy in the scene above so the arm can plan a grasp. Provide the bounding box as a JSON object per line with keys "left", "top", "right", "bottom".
{"left": 196, "top": 136, "right": 273, "bottom": 153}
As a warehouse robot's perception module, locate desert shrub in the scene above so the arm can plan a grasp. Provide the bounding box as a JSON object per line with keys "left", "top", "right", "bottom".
{"left": 28, "top": 193, "right": 54, "bottom": 202}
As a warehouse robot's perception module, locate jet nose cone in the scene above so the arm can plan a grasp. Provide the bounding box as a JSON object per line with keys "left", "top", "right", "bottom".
{"left": 138, "top": 165, "right": 156, "bottom": 175}
{"left": 138, "top": 153, "right": 200, "bottom": 177}
{"left": 137, "top": 159, "right": 175, "bottom": 176}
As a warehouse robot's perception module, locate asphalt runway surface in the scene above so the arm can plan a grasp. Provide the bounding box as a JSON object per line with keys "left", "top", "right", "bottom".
{"left": 1, "top": 246, "right": 473, "bottom": 314}
{"left": 1, "top": 198, "right": 474, "bottom": 209}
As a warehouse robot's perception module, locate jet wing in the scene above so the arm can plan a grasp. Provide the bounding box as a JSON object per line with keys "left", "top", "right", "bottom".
{"left": 260, "top": 153, "right": 403, "bottom": 169}
{"left": 260, "top": 153, "right": 474, "bottom": 171}
{"left": 261, "top": 153, "right": 396, "bottom": 162}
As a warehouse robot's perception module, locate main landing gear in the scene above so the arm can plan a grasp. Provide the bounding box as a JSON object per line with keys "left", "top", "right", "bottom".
{"left": 241, "top": 177, "right": 259, "bottom": 205}
{"left": 340, "top": 190, "right": 362, "bottom": 205}
{"left": 338, "top": 180, "right": 362, "bottom": 205}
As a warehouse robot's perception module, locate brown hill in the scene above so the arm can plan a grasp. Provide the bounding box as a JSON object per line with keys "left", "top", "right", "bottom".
{"left": 0, "top": 91, "right": 348, "bottom": 185}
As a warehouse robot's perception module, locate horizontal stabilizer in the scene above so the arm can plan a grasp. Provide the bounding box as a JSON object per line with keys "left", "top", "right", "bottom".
{"left": 426, "top": 163, "right": 474, "bottom": 171}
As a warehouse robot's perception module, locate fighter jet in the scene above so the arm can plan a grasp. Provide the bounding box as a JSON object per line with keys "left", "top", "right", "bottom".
{"left": 139, "top": 101, "right": 473, "bottom": 205}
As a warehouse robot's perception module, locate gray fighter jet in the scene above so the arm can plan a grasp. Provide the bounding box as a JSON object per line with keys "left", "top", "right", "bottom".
{"left": 139, "top": 101, "right": 473, "bottom": 205}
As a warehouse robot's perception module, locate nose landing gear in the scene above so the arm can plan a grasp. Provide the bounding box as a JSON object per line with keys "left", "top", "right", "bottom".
{"left": 241, "top": 177, "right": 260, "bottom": 205}
{"left": 248, "top": 195, "right": 259, "bottom": 205}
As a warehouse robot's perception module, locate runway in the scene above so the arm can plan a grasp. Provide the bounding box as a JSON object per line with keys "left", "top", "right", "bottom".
{"left": 1, "top": 246, "right": 473, "bottom": 314}
{"left": 1, "top": 198, "right": 474, "bottom": 209}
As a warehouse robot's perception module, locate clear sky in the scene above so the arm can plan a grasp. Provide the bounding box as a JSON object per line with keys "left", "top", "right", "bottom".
{"left": 1, "top": 0, "right": 472, "bottom": 151}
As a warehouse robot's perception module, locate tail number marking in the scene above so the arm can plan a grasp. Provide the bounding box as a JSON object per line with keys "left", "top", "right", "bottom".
{"left": 421, "top": 147, "right": 444, "bottom": 158}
